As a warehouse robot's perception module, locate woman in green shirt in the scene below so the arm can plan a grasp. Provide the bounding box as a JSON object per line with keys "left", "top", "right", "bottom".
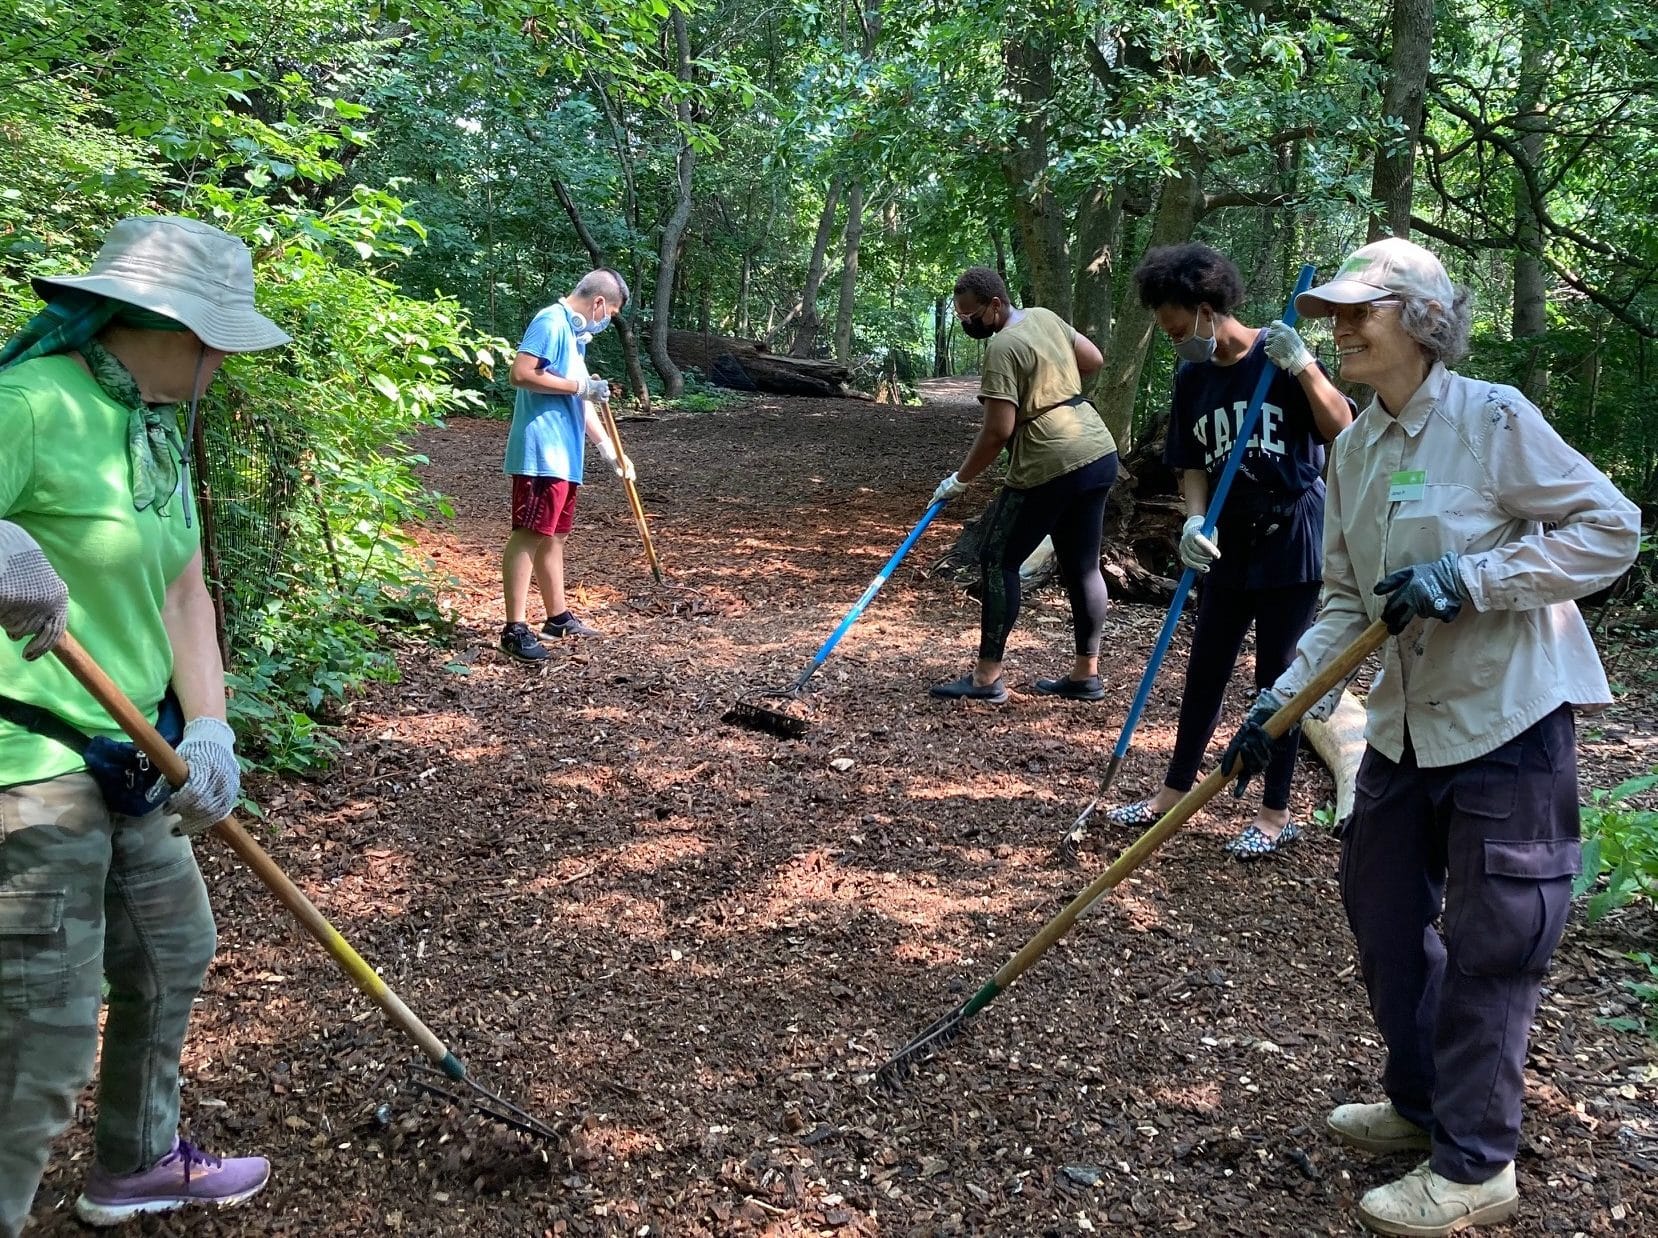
{"left": 929, "top": 266, "right": 1120, "bottom": 703}
{"left": 0, "top": 216, "right": 287, "bottom": 1235}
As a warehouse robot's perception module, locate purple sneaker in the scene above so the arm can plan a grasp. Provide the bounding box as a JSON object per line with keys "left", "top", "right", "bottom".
{"left": 75, "top": 1139, "right": 270, "bottom": 1226}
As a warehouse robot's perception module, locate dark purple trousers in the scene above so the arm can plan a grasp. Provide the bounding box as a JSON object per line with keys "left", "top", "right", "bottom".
{"left": 1339, "top": 705, "right": 1580, "bottom": 1184}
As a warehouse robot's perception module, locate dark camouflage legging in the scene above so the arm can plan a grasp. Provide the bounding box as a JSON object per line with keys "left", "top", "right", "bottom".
{"left": 0, "top": 772, "right": 216, "bottom": 1237}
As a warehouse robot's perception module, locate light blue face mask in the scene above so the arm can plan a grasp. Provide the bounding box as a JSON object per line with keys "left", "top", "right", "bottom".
{"left": 585, "top": 313, "right": 610, "bottom": 337}
{"left": 1173, "top": 307, "right": 1216, "bottom": 363}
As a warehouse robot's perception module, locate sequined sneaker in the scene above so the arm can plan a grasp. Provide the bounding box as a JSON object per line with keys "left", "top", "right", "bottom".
{"left": 75, "top": 1139, "right": 270, "bottom": 1226}
{"left": 1223, "top": 820, "right": 1302, "bottom": 859}
{"left": 1104, "top": 798, "right": 1162, "bottom": 827}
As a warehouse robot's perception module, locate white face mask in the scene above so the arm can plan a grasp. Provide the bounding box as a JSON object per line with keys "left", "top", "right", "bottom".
{"left": 1173, "top": 307, "right": 1216, "bottom": 363}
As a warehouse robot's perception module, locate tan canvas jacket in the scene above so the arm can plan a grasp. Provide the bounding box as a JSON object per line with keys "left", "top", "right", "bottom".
{"left": 1274, "top": 364, "right": 1641, "bottom": 767}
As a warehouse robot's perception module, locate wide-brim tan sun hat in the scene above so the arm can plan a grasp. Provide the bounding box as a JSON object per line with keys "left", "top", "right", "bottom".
{"left": 32, "top": 215, "right": 290, "bottom": 353}
{"left": 1296, "top": 236, "right": 1455, "bottom": 318}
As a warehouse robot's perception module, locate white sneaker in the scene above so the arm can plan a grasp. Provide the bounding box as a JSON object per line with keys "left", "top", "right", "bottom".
{"left": 1358, "top": 1160, "right": 1518, "bottom": 1236}
{"left": 1328, "top": 1101, "right": 1432, "bottom": 1154}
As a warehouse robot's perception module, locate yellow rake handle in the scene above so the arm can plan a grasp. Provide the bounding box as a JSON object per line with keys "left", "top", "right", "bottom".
{"left": 52, "top": 632, "right": 463, "bottom": 1079}
{"left": 595, "top": 398, "right": 663, "bottom": 584}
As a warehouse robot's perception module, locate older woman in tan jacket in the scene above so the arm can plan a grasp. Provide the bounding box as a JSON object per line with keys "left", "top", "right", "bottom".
{"left": 1220, "top": 237, "right": 1640, "bottom": 1236}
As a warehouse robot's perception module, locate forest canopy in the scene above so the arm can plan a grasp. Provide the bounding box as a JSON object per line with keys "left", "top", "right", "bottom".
{"left": 3, "top": 0, "right": 1654, "bottom": 766}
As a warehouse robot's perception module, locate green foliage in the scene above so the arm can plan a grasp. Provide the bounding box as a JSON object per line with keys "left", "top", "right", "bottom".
{"left": 1574, "top": 772, "right": 1658, "bottom": 922}
{"left": 1600, "top": 952, "right": 1658, "bottom": 1041}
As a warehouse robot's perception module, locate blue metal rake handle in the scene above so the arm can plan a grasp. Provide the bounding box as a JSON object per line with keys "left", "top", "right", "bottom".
{"left": 1107, "top": 263, "right": 1318, "bottom": 766}
{"left": 789, "top": 498, "right": 948, "bottom": 692}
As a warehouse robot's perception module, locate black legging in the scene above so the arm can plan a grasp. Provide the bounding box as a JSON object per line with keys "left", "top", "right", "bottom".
{"left": 1164, "top": 577, "right": 1321, "bottom": 810}
{"left": 976, "top": 452, "right": 1119, "bottom": 663}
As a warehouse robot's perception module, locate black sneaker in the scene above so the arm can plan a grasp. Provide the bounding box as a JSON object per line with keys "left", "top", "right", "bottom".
{"left": 1032, "top": 674, "right": 1105, "bottom": 701}
{"left": 500, "top": 622, "right": 550, "bottom": 661}
{"left": 541, "top": 613, "right": 602, "bottom": 638}
{"left": 928, "top": 673, "right": 1009, "bottom": 703}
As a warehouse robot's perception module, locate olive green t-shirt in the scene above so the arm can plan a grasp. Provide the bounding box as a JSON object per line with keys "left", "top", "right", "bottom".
{"left": 978, "top": 306, "right": 1117, "bottom": 489}
{"left": 0, "top": 354, "right": 198, "bottom": 788}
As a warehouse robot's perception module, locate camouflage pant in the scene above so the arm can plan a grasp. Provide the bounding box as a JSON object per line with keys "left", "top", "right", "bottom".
{"left": 0, "top": 772, "right": 216, "bottom": 1238}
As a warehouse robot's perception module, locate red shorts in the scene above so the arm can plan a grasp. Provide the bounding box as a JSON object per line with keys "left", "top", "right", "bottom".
{"left": 510, "top": 475, "right": 579, "bottom": 536}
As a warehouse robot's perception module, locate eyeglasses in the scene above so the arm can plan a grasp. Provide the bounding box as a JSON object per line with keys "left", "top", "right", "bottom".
{"left": 1331, "top": 299, "right": 1402, "bottom": 328}
{"left": 955, "top": 302, "right": 993, "bottom": 324}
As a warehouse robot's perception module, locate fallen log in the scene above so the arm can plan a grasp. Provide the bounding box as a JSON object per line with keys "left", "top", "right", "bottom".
{"left": 664, "top": 328, "right": 871, "bottom": 400}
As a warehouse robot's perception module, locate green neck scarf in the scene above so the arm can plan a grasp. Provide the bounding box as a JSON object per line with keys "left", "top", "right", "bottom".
{"left": 80, "top": 338, "right": 188, "bottom": 514}
{"left": 0, "top": 292, "right": 190, "bottom": 513}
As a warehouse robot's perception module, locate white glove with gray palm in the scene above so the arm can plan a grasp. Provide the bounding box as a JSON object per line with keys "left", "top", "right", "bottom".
{"left": 0, "top": 519, "right": 69, "bottom": 659}
{"left": 167, "top": 717, "right": 242, "bottom": 836}
{"left": 1178, "top": 514, "right": 1222, "bottom": 573}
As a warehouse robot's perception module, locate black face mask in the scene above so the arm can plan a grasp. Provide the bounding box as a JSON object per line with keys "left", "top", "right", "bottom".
{"left": 960, "top": 311, "right": 997, "bottom": 340}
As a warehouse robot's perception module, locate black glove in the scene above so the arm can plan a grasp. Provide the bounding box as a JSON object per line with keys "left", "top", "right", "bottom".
{"left": 1218, "top": 689, "right": 1288, "bottom": 799}
{"left": 1374, "top": 552, "right": 1466, "bottom": 634}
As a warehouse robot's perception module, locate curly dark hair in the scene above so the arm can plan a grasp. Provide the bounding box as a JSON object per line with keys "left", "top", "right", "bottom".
{"left": 1132, "top": 243, "right": 1244, "bottom": 314}
{"left": 953, "top": 266, "right": 1011, "bottom": 306}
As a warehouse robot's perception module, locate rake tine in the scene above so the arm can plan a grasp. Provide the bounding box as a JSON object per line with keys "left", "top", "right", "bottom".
{"left": 882, "top": 620, "right": 1390, "bottom": 1081}
{"left": 407, "top": 1064, "right": 563, "bottom": 1143}
{"left": 1052, "top": 752, "right": 1124, "bottom": 866}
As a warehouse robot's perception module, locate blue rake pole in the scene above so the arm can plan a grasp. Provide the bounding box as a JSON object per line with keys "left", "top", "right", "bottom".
{"left": 1056, "top": 263, "right": 1317, "bottom": 857}
{"left": 725, "top": 498, "right": 948, "bottom": 737}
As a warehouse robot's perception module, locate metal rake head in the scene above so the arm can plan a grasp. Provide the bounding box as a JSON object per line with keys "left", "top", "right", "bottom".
{"left": 874, "top": 998, "right": 974, "bottom": 1088}
{"left": 406, "top": 1062, "right": 562, "bottom": 1143}
{"left": 722, "top": 696, "right": 809, "bottom": 739}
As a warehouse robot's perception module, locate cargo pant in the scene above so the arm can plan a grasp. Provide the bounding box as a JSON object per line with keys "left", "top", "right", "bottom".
{"left": 1339, "top": 705, "right": 1579, "bottom": 1184}
{"left": 0, "top": 772, "right": 216, "bottom": 1238}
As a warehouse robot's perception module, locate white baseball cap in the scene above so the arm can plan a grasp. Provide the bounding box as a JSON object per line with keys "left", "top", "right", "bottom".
{"left": 1296, "top": 237, "right": 1455, "bottom": 317}
{"left": 33, "top": 215, "right": 290, "bottom": 352}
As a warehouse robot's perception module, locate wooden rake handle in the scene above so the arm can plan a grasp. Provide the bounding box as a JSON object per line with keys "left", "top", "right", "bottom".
{"left": 996, "top": 618, "right": 1389, "bottom": 991}
{"left": 51, "top": 632, "right": 466, "bottom": 1080}
{"left": 594, "top": 399, "right": 663, "bottom": 584}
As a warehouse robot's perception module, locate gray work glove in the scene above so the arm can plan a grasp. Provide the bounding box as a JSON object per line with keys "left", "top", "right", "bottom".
{"left": 579, "top": 375, "right": 612, "bottom": 404}
{"left": 1263, "top": 320, "right": 1315, "bottom": 376}
{"left": 1178, "top": 514, "right": 1222, "bottom": 573}
{"left": 931, "top": 472, "right": 969, "bottom": 505}
{"left": 0, "top": 519, "right": 69, "bottom": 659}
{"left": 1374, "top": 552, "right": 1466, "bottom": 634}
{"left": 1217, "top": 689, "right": 1290, "bottom": 798}
{"left": 167, "top": 716, "right": 241, "bottom": 836}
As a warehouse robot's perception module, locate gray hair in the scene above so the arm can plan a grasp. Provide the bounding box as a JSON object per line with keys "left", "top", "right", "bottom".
{"left": 574, "top": 267, "right": 629, "bottom": 307}
{"left": 1397, "top": 284, "right": 1471, "bottom": 365}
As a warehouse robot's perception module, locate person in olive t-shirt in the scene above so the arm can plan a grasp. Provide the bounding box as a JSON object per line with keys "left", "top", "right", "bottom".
{"left": 928, "top": 266, "right": 1120, "bottom": 703}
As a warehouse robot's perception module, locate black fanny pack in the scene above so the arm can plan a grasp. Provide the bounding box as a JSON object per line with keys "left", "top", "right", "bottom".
{"left": 0, "top": 690, "right": 184, "bottom": 816}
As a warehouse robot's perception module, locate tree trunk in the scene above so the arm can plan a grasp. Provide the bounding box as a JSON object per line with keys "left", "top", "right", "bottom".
{"left": 548, "top": 175, "right": 652, "bottom": 409}
{"left": 648, "top": 11, "right": 697, "bottom": 397}
{"left": 1072, "top": 181, "right": 1125, "bottom": 346}
{"left": 933, "top": 297, "right": 950, "bottom": 378}
{"left": 791, "top": 177, "right": 842, "bottom": 357}
{"left": 1001, "top": 35, "right": 1072, "bottom": 316}
{"left": 1368, "top": 0, "right": 1435, "bottom": 240}
{"left": 1512, "top": 4, "right": 1549, "bottom": 403}
{"left": 1092, "top": 162, "right": 1205, "bottom": 447}
{"left": 834, "top": 178, "right": 865, "bottom": 364}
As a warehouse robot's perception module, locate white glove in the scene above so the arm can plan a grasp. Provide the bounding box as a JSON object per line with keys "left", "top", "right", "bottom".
{"left": 579, "top": 375, "right": 611, "bottom": 403}
{"left": 0, "top": 519, "right": 69, "bottom": 660}
{"left": 615, "top": 453, "right": 636, "bottom": 482}
{"left": 931, "top": 473, "right": 969, "bottom": 505}
{"left": 1178, "top": 514, "right": 1221, "bottom": 573}
{"left": 594, "top": 433, "right": 621, "bottom": 473}
{"left": 167, "top": 717, "right": 241, "bottom": 836}
{"left": 1263, "top": 321, "right": 1315, "bottom": 376}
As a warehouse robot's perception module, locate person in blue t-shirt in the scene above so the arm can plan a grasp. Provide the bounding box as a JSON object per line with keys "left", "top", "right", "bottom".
{"left": 499, "top": 268, "right": 635, "bottom": 661}
{"left": 1105, "top": 243, "right": 1353, "bottom": 857}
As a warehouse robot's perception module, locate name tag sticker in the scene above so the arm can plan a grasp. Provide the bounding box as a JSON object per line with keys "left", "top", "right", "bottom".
{"left": 1388, "top": 469, "right": 1427, "bottom": 502}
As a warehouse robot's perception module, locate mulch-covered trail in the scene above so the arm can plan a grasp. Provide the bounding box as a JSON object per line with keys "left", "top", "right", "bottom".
{"left": 31, "top": 387, "right": 1658, "bottom": 1236}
